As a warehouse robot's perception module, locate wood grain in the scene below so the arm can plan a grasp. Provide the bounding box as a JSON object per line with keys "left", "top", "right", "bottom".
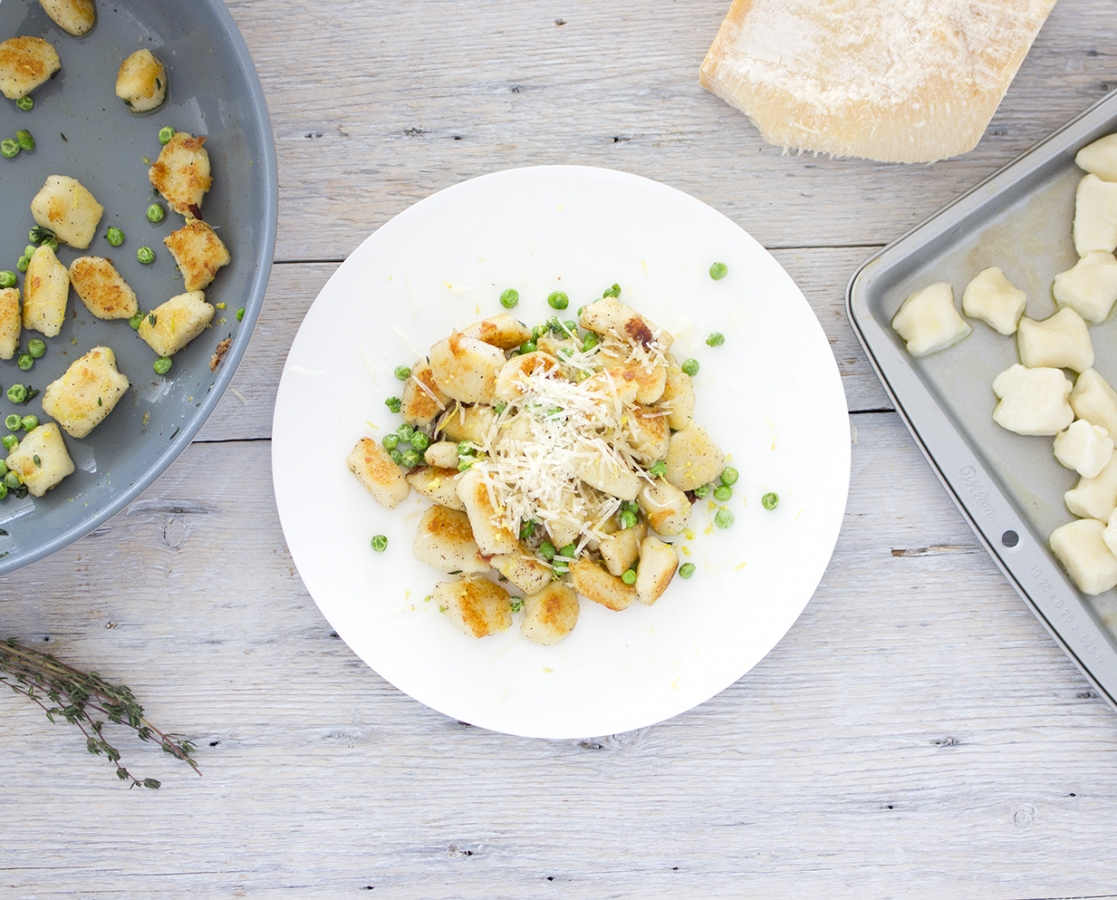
{"left": 3, "top": 418, "right": 1117, "bottom": 897}
{"left": 229, "top": 0, "right": 1117, "bottom": 260}
{"left": 2, "top": 0, "right": 1117, "bottom": 896}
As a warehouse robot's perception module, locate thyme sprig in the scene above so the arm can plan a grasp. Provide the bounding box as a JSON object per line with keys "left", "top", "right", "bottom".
{"left": 0, "top": 638, "right": 200, "bottom": 788}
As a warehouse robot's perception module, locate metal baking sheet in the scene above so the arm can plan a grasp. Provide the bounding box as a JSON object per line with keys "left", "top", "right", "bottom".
{"left": 847, "top": 89, "right": 1117, "bottom": 709}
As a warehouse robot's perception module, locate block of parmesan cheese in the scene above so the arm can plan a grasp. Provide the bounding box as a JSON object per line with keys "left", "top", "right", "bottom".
{"left": 699, "top": 0, "right": 1059, "bottom": 163}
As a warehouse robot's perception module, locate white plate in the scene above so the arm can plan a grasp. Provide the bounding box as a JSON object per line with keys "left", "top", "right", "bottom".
{"left": 272, "top": 166, "right": 849, "bottom": 739}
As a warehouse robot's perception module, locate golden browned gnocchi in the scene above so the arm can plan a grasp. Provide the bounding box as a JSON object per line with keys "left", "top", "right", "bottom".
{"left": 163, "top": 219, "right": 230, "bottom": 291}
{"left": 30, "top": 176, "right": 104, "bottom": 251}
{"left": 149, "top": 132, "right": 212, "bottom": 219}
{"left": 136, "top": 290, "right": 214, "bottom": 357}
{"left": 116, "top": 49, "right": 166, "bottom": 113}
{"left": 348, "top": 292, "right": 734, "bottom": 645}
{"left": 38, "top": 0, "right": 96, "bottom": 36}
{"left": 42, "top": 346, "right": 130, "bottom": 439}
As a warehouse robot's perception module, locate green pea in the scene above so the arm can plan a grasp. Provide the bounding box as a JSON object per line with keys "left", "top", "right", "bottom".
{"left": 531, "top": 324, "right": 547, "bottom": 341}
{"left": 678, "top": 562, "right": 696, "bottom": 579}
{"left": 106, "top": 227, "right": 125, "bottom": 247}
{"left": 559, "top": 543, "right": 576, "bottom": 559}
{"left": 563, "top": 320, "right": 578, "bottom": 335}
{"left": 396, "top": 423, "right": 414, "bottom": 442}
{"left": 519, "top": 340, "right": 536, "bottom": 355}
{"left": 16, "top": 96, "right": 33, "bottom": 112}
{"left": 706, "top": 332, "right": 725, "bottom": 347}
{"left": 29, "top": 225, "right": 54, "bottom": 243}
{"left": 382, "top": 433, "right": 400, "bottom": 451}
{"left": 4, "top": 414, "right": 19, "bottom": 431}
{"left": 153, "top": 357, "right": 173, "bottom": 375}
{"left": 681, "top": 358, "right": 699, "bottom": 377}
{"left": 23, "top": 245, "right": 36, "bottom": 260}
{"left": 499, "top": 288, "right": 519, "bottom": 309}
{"left": 709, "top": 262, "right": 728, "bottom": 280}
{"left": 401, "top": 448, "right": 420, "bottom": 468}
{"left": 539, "top": 541, "right": 556, "bottom": 561}
{"left": 370, "top": 535, "right": 388, "bottom": 552}
{"left": 619, "top": 509, "right": 638, "bottom": 530}
{"left": 410, "top": 431, "right": 429, "bottom": 452}
{"left": 648, "top": 460, "right": 666, "bottom": 478}
{"left": 389, "top": 448, "right": 404, "bottom": 465}
{"left": 0, "top": 482, "right": 8, "bottom": 500}
{"left": 16, "top": 257, "right": 29, "bottom": 273}
{"left": 715, "top": 508, "right": 735, "bottom": 529}
{"left": 713, "top": 484, "right": 732, "bottom": 502}
{"left": 720, "top": 466, "right": 739, "bottom": 486}
{"left": 0, "top": 271, "right": 16, "bottom": 289}
{"left": 581, "top": 333, "right": 598, "bottom": 352}
{"left": 1, "top": 139, "right": 19, "bottom": 159}
{"left": 1, "top": 435, "right": 16, "bottom": 452}
{"left": 0, "top": 461, "right": 7, "bottom": 478}
{"left": 394, "top": 365, "right": 411, "bottom": 381}
{"left": 27, "top": 339, "right": 45, "bottom": 359}
{"left": 128, "top": 313, "right": 144, "bottom": 330}
{"left": 621, "top": 569, "right": 636, "bottom": 585}
{"left": 3, "top": 471, "right": 20, "bottom": 489}
{"left": 457, "top": 441, "right": 475, "bottom": 457}
{"left": 762, "top": 492, "right": 779, "bottom": 511}
{"left": 519, "top": 520, "right": 536, "bottom": 540}
{"left": 693, "top": 484, "right": 712, "bottom": 499}
{"left": 457, "top": 459, "right": 472, "bottom": 472}
{"left": 6, "top": 384, "right": 26, "bottom": 404}
{"left": 159, "top": 126, "right": 175, "bottom": 144}
{"left": 15, "top": 130, "right": 34, "bottom": 151}
{"left": 137, "top": 246, "right": 155, "bottom": 264}
{"left": 19, "top": 415, "right": 36, "bottom": 432}
{"left": 602, "top": 283, "right": 621, "bottom": 298}
{"left": 146, "top": 203, "right": 165, "bottom": 223}
{"left": 384, "top": 396, "right": 402, "bottom": 413}
{"left": 577, "top": 305, "right": 586, "bottom": 318}
{"left": 547, "top": 291, "right": 569, "bottom": 310}
{"left": 236, "top": 307, "right": 245, "bottom": 322}
{"left": 16, "top": 354, "right": 32, "bottom": 371}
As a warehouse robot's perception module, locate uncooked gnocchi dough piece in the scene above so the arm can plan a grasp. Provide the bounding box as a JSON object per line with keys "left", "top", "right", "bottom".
{"left": 992, "top": 364, "right": 1073, "bottom": 436}
{"left": 1054, "top": 419, "right": 1113, "bottom": 479}
{"left": 1071, "top": 369, "right": 1117, "bottom": 438}
{"left": 1065, "top": 455, "right": 1117, "bottom": 521}
{"left": 1103, "top": 508, "right": 1117, "bottom": 558}
{"left": 1073, "top": 174, "right": 1117, "bottom": 257}
{"left": 1076, "top": 133, "right": 1117, "bottom": 183}
{"left": 1053, "top": 251, "right": 1117, "bottom": 324}
{"left": 1050, "top": 518, "right": 1117, "bottom": 596}
{"left": 891, "top": 282, "right": 971, "bottom": 357}
{"left": 961, "top": 267, "right": 1026, "bottom": 335}
{"left": 1016, "top": 307, "right": 1093, "bottom": 373}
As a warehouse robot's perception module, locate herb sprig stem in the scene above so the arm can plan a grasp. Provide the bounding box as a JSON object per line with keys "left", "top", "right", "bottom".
{"left": 0, "top": 638, "right": 200, "bottom": 788}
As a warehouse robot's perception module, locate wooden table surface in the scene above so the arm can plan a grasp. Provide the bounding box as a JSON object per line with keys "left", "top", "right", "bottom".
{"left": 4, "top": 1, "right": 1117, "bottom": 897}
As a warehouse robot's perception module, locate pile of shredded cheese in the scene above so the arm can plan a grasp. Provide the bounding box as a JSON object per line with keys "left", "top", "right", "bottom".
{"left": 467, "top": 328, "right": 671, "bottom": 550}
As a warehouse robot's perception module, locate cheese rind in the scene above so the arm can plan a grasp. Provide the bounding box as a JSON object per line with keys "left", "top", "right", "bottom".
{"left": 699, "top": 0, "right": 1058, "bottom": 163}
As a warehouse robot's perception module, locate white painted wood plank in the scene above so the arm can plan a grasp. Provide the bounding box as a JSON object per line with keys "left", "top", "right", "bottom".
{"left": 3, "top": 416, "right": 1117, "bottom": 897}
{"left": 225, "top": 0, "right": 1117, "bottom": 261}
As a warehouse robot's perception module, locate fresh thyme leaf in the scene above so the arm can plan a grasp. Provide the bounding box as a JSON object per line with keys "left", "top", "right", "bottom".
{"left": 0, "top": 638, "right": 201, "bottom": 788}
